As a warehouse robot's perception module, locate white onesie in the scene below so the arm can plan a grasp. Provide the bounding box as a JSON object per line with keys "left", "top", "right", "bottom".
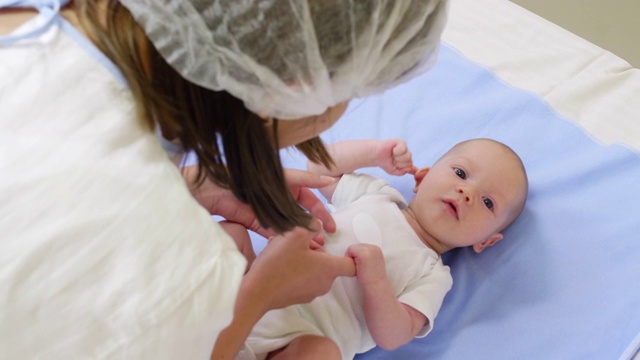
{"left": 245, "top": 173, "right": 453, "bottom": 359}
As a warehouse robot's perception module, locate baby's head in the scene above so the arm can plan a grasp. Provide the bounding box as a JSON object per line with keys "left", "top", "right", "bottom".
{"left": 409, "top": 139, "right": 528, "bottom": 254}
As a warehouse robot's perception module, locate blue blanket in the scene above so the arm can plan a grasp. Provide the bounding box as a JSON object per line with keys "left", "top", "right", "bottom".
{"left": 276, "top": 44, "right": 640, "bottom": 360}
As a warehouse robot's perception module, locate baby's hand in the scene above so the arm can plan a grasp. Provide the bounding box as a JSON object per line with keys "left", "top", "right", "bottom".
{"left": 375, "top": 139, "right": 417, "bottom": 176}
{"left": 345, "top": 243, "right": 387, "bottom": 286}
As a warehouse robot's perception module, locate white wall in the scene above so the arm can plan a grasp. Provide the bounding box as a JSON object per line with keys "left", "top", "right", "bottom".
{"left": 510, "top": 0, "right": 640, "bottom": 67}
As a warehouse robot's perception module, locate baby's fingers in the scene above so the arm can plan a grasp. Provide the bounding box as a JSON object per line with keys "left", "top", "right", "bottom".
{"left": 392, "top": 141, "right": 410, "bottom": 157}
{"left": 394, "top": 155, "right": 415, "bottom": 175}
{"left": 392, "top": 142, "right": 413, "bottom": 162}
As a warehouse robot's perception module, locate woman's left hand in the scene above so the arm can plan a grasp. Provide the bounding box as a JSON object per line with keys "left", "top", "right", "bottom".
{"left": 283, "top": 168, "right": 337, "bottom": 234}
{"left": 182, "top": 166, "right": 336, "bottom": 241}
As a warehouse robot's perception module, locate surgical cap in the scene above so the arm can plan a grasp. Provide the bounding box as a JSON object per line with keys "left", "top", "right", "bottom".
{"left": 120, "top": 0, "right": 448, "bottom": 120}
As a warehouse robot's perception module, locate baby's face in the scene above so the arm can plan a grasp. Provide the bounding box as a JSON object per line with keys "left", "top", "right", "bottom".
{"left": 411, "top": 140, "right": 527, "bottom": 251}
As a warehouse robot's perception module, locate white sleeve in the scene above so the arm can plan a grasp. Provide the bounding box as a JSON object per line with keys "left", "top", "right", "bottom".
{"left": 398, "top": 260, "right": 453, "bottom": 338}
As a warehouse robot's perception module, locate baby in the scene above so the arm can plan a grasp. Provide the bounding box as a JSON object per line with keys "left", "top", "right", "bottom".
{"left": 237, "top": 138, "right": 528, "bottom": 360}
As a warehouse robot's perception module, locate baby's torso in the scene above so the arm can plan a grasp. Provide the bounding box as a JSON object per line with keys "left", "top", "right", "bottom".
{"left": 325, "top": 199, "right": 434, "bottom": 295}
{"left": 305, "top": 193, "right": 443, "bottom": 356}
{"left": 249, "top": 174, "right": 452, "bottom": 359}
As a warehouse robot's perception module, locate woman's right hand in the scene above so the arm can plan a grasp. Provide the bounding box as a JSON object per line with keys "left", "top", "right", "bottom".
{"left": 246, "top": 222, "right": 356, "bottom": 309}
{"left": 211, "top": 222, "right": 355, "bottom": 359}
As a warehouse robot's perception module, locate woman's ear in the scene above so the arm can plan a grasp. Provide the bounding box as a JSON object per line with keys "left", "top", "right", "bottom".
{"left": 414, "top": 167, "right": 430, "bottom": 192}
{"left": 472, "top": 233, "right": 504, "bottom": 253}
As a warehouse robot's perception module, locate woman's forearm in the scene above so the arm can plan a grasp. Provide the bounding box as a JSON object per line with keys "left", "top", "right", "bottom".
{"left": 210, "top": 275, "right": 268, "bottom": 360}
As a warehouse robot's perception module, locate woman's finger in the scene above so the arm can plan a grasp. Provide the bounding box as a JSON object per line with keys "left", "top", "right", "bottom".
{"left": 284, "top": 169, "right": 337, "bottom": 233}
{"left": 284, "top": 168, "right": 336, "bottom": 188}
{"left": 328, "top": 253, "right": 357, "bottom": 277}
{"left": 295, "top": 188, "right": 336, "bottom": 233}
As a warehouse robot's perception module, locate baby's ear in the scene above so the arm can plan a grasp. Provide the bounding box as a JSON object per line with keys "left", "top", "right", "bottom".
{"left": 472, "top": 233, "right": 503, "bottom": 253}
{"left": 413, "top": 167, "right": 430, "bottom": 192}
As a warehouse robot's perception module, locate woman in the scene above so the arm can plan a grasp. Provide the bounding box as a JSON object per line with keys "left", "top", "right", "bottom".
{"left": 0, "top": 0, "right": 448, "bottom": 358}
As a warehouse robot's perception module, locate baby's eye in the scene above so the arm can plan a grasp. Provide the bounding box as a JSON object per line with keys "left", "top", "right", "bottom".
{"left": 454, "top": 168, "right": 466, "bottom": 179}
{"left": 483, "top": 197, "right": 494, "bottom": 210}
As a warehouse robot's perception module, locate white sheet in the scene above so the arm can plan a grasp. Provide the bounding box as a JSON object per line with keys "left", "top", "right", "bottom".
{"left": 325, "top": 1, "right": 640, "bottom": 358}
{"left": 310, "top": 43, "right": 640, "bottom": 360}
{"left": 442, "top": 0, "right": 640, "bottom": 152}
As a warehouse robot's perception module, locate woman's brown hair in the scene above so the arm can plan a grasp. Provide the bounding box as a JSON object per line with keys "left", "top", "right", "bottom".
{"left": 74, "top": 0, "right": 332, "bottom": 233}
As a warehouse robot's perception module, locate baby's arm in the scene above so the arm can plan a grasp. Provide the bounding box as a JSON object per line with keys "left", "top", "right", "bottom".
{"left": 346, "top": 244, "right": 427, "bottom": 350}
{"left": 307, "top": 139, "right": 417, "bottom": 200}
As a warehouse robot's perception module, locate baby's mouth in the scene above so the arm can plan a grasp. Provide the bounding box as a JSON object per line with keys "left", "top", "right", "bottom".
{"left": 443, "top": 200, "right": 459, "bottom": 219}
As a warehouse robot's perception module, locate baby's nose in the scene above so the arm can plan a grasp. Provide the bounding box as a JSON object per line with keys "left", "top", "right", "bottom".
{"left": 458, "top": 187, "right": 472, "bottom": 203}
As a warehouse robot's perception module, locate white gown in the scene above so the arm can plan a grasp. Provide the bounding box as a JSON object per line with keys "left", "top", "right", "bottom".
{"left": 0, "top": 4, "right": 245, "bottom": 359}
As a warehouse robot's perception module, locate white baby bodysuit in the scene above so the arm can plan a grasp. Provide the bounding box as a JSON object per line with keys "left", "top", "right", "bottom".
{"left": 246, "top": 173, "right": 452, "bottom": 359}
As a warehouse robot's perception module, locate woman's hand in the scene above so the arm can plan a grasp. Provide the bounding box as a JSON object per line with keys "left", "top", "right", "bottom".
{"left": 249, "top": 222, "right": 356, "bottom": 309}
{"left": 182, "top": 166, "right": 337, "bottom": 239}
{"left": 211, "top": 222, "right": 355, "bottom": 359}
{"left": 284, "top": 169, "right": 337, "bottom": 234}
